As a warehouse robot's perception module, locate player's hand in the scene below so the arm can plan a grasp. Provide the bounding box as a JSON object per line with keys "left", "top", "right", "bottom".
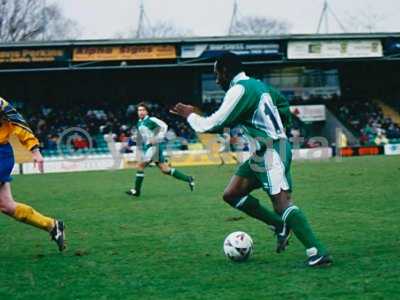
{"left": 32, "top": 149, "right": 44, "bottom": 173}
{"left": 170, "top": 103, "right": 195, "bottom": 118}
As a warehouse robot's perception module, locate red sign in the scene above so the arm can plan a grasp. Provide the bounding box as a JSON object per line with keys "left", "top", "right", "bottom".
{"left": 340, "top": 146, "right": 382, "bottom": 157}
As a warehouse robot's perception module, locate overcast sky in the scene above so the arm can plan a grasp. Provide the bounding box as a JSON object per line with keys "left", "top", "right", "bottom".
{"left": 52, "top": 0, "right": 400, "bottom": 39}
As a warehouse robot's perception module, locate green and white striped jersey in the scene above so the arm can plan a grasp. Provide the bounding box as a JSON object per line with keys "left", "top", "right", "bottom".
{"left": 188, "top": 72, "right": 292, "bottom": 145}
{"left": 137, "top": 115, "right": 168, "bottom": 146}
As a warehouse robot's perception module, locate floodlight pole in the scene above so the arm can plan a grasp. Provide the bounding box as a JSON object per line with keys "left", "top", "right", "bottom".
{"left": 316, "top": 0, "right": 328, "bottom": 33}
{"left": 42, "top": 0, "right": 47, "bottom": 41}
{"left": 228, "top": 0, "right": 239, "bottom": 35}
{"left": 136, "top": 0, "right": 145, "bottom": 38}
{"left": 316, "top": 0, "right": 346, "bottom": 34}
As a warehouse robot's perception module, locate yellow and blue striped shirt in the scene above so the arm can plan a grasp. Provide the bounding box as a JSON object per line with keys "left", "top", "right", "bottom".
{"left": 0, "top": 97, "right": 39, "bottom": 151}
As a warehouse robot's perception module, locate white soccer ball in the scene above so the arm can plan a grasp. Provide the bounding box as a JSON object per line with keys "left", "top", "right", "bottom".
{"left": 223, "top": 231, "right": 253, "bottom": 262}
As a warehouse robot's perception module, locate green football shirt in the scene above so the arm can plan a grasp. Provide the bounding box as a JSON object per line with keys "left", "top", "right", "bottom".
{"left": 137, "top": 115, "right": 168, "bottom": 147}
{"left": 188, "top": 72, "right": 292, "bottom": 147}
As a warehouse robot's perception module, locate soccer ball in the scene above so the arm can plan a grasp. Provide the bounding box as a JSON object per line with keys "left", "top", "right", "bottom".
{"left": 223, "top": 231, "right": 253, "bottom": 262}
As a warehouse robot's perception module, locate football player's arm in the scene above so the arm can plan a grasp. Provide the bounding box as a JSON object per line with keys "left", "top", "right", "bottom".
{"left": 150, "top": 117, "right": 168, "bottom": 142}
{"left": 187, "top": 85, "right": 246, "bottom": 133}
{"left": 12, "top": 124, "right": 44, "bottom": 173}
{"left": 12, "top": 124, "right": 40, "bottom": 151}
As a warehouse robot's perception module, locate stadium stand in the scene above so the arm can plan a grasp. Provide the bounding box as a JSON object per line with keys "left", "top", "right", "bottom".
{"left": 376, "top": 100, "right": 400, "bottom": 125}
{"left": 16, "top": 95, "right": 400, "bottom": 157}
{"left": 331, "top": 99, "right": 400, "bottom": 146}
{"left": 17, "top": 101, "right": 197, "bottom": 157}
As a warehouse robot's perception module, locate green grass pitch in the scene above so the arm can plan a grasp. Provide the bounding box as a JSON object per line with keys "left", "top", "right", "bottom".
{"left": 0, "top": 156, "right": 399, "bottom": 299}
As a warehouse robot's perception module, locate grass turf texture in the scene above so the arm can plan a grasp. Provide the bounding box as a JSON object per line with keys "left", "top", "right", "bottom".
{"left": 0, "top": 156, "right": 399, "bottom": 300}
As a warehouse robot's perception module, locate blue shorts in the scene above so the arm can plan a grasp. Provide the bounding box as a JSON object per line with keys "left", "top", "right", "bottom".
{"left": 0, "top": 143, "right": 15, "bottom": 183}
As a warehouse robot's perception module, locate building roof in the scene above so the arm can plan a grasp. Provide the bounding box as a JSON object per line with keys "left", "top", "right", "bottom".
{"left": 1, "top": 32, "right": 400, "bottom": 48}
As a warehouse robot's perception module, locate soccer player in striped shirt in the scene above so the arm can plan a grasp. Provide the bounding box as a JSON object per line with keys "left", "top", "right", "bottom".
{"left": 172, "top": 53, "right": 331, "bottom": 267}
{"left": 126, "top": 102, "right": 194, "bottom": 197}
{"left": 0, "top": 97, "right": 65, "bottom": 251}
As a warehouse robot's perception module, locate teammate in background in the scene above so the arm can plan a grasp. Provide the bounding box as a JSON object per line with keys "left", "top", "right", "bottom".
{"left": 171, "top": 53, "right": 331, "bottom": 267}
{"left": 126, "top": 102, "right": 195, "bottom": 197}
{"left": 0, "top": 97, "right": 65, "bottom": 251}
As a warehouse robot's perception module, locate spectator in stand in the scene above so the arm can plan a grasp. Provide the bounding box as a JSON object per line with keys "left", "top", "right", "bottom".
{"left": 387, "top": 123, "right": 400, "bottom": 139}
{"left": 46, "top": 135, "right": 59, "bottom": 150}
{"left": 359, "top": 130, "right": 369, "bottom": 146}
{"left": 374, "top": 130, "right": 389, "bottom": 146}
{"left": 338, "top": 132, "right": 348, "bottom": 148}
{"left": 72, "top": 135, "right": 89, "bottom": 151}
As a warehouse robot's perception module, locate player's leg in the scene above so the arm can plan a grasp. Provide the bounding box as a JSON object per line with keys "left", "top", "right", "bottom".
{"left": 222, "top": 166, "right": 283, "bottom": 230}
{"left": 0, "top": 182, "right": 65, "bottom": 251}
{"left": 127, "top": 161, "right": 147, "bottom": 196}
{"left": 128, "top": 144, "right": 157, "bottom": 197}
{"left": 157, "top": 143, "right": 194, "bottom": 190}
{"left": 158, "top": 163, "right": 192, "bottom": 183}
{"left": 264, "top": 140, "right": 330, "bottom": 265}
{"left": 0, "top": 182, "right": 54, "bottom": 230}
{"left": 0, "top": 145, "right": 53, "bottom": 231}
{"left": 158, "top": 163, "right": 195, "bottom": 191}
{"left": 270, "top": 190, "right": 331, "bottom": 266}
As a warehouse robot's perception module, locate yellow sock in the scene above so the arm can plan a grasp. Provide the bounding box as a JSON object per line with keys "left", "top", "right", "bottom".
{"left": 13, "top": 203, "right": 55, "bottom": 232}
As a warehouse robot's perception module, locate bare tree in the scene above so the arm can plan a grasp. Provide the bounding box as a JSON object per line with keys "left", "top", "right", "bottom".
{"left": 345, "top": 9, "right": 385, "bottom": 33}
{"left": 143, "top": 21, "right": 191, "bottom": 38}
{"left": 41, "top": 3, "right": 79, "bottom": 40}
{"left": 133, "top": 20, "right": 192, "bottom": 39}
{"left": 0, "top": 0, "right": 79, "bottom": 42}
{"left": 230, "top": 16, "right": 290, "bottom": 36}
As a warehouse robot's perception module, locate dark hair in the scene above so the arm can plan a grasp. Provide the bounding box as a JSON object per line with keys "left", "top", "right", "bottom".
{"left": 215, "top": 52, "right": 244, "bottom": 75}
{"left": 137, "top": 102, "right": 150, "bottom": 114}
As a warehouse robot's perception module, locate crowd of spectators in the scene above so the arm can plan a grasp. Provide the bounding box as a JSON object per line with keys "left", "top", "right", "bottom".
{"left": 336, "top": 100, "right": 400, "bottom": 145}
{"left": 18, "top": 96, "right": 400, "bottom": 153}
{"left": 21, "top": 101, "right": 197, "bottom": 151}
{"left": 289, "top": 94, "right": 400, "bottom": 146}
